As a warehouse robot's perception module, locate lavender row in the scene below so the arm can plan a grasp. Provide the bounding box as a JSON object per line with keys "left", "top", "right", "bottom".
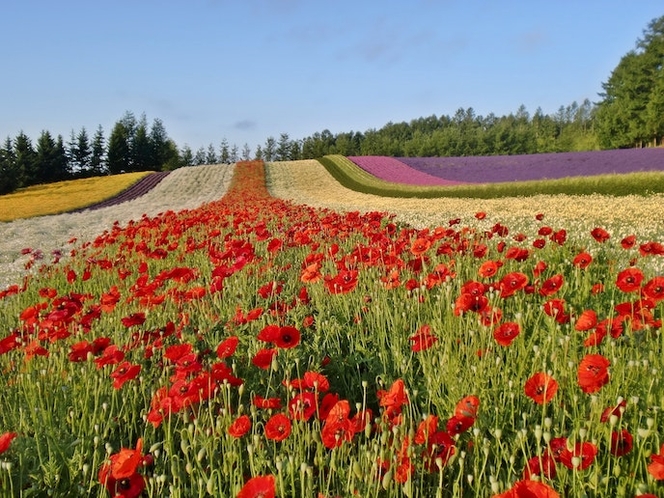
{"left": 72, "top": 171, "right": 171, "bottom": 212}
{"left": 396, "top": 148, "right": 664, "bottom": 183}
{"left": 347, "top": 156, "right": 467, "bottom": 186}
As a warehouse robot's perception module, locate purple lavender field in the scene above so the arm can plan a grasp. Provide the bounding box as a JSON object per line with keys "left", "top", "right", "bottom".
{"left": 347, "top": 156, "right": 466, "bottom": 186}
{"left": 395, "top": 148, "right": 664, "bottom": 183}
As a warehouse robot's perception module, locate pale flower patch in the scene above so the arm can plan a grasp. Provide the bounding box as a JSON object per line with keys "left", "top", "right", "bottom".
{"left": 0, "top": 164, "right": 234, "bottom": 287}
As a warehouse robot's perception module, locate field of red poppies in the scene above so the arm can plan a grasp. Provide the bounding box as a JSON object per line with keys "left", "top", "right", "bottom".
{"left": 1, "top": 160, "right": 663, "bottom": 497}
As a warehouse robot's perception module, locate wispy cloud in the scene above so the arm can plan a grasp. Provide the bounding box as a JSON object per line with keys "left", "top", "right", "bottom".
{"left": 234, "top": 119, "right": 257, "bottom": 130}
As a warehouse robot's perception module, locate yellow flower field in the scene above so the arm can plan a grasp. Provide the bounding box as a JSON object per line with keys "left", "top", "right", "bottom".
{"left": 0, "top": 172, "right": 150, "bottom": 222}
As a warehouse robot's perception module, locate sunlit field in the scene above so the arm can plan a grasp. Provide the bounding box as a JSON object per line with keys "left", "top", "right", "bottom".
{"left": 0, "top": 172, "right": 151, "bottom": 222}
{"left": 0, "top": 160, "right": 663, "bottom": 497}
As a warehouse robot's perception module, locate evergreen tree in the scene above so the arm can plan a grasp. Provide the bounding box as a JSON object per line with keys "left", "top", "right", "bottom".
{"left": 206, "top": 144, "right": 218, "bottom": 164}
{"left": 161, "top": 139, "right": 181, "bottom": 171}
{"left": 219, "top": 138, "right": 230, "bottom": 164}
{"left": 241, "top": 143, "right": 251, "bottom": 161}
{"left": 35, "top": 130, "right": 58, "bottom": 184}
{"left": 14, "top": 131, "right": 37, "bottom": 186}
{"left": 180, "top": 145, "right": 194, "bottom": 166}
{"left": 53, "top": 135, "right": 70, "bottom": 181}
{"left": 276, "top": 133, "right": 291, "bottom": 161}
{"left": 107, "top": 121, "right": 131, "bottom": 174}
{"left": 263, "top": 136, "right": 276, "bottom": 161}
{"left": 132, "top": 113, "right": 152, "bottom": 171}
{"left": 596, "top": 15, "right": 664, "bottom": 148}
{"left": 193, "top": 146, "right": 206, "bottom": 165}
{"left": 254, "top": 144, "right": 263, "bottom": 161}
{"left": 229, "top": 144, "right": 239, "bottom": 163}
{"left": 0, "top": 137, "right": 18, "bottom": 194}
{"left": 69, "top": 127, "right": 92, "bottom": 176}
{"left": 149, "top": 118, "right": 170, "bottom": 170}
{"left": 90, "top": 125, "right": 107, "bottom": 175}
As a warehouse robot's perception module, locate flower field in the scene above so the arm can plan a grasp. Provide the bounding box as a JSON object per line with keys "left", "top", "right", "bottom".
{"left": 346, "top": 148, "right": 664, "bottom": 185}
{"left": 0, "top": 172, "right": 152, "bottom": 222}
{"left": 1, "top": 160, "right": 664, "bottom": 497}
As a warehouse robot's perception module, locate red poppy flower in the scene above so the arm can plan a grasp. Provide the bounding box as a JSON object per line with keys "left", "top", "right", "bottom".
{"left": 110, "top": 438, "right": 144, "bottom": 479}
{"left": 642, "top": 276, "right": 664, "bottom": 302}
{"left": 577, "top": 354, "right": 610, "bottom": 394}
{"left": 574, "top": 309, "right": 597, "bottom": 331}
{"left": 522, "top": 453, "right": 557, "bottom": 480}
{"left": 95, "top": 345, "right": 124, "bottom": 369}
{"left": 610, "top": 429, "right": 633, "bottom": 457}
{"left": 590, "top": 227, "right": 610, "bottom": 243}
{"left": 550, "top": 229, "right": 567, "bottom": 245}
{"left": 414, "top": 415, "right": 439, "bottom": 445}
{"left": 216, "top": 336, "right": 239, "bottom": 359}
{"left": 121, "top": 312, "right": 146, "bottom": 328}
{"left": 410, "top": 237, "right": 431, "bottom": 256}
{"left": 524, "top": 372, "right": 558, "bottom": 405}
{"left": 539, "top": 274, "right": 564, "bottom": 296}
{"left": 98, "top": 466, "right": 145, "bottom": 498}
{"left": 252, "top": 395, "right": 282, "bottom": 410}
{"left": 446, "top": 414, "right": 475, "bottom": 436}
{"left": 110, "top": 361, "right": 141, "bottom": 389}
{"left": 455, "top": 395, "right": 480, "bottom": 419}
{"left": 324, "top": 269, "right": 358, "bottom": 294}
{"left": 478, "top": 260, "right": 502, "bottom": 279}
{"left": 532, "top": 238, "right": 547, "bottom": 249}
{"left": 558, "top": 441, "right": 597, "bottom": 470}
{"left": 498, "top": 272, "right": 529, "bottom": 298}
{"left": 454, "top": 292, "right": 489, "bottom": 315}
{"left": 378, "top": 379, "right": 408, "bottom": 412}
{"left": 267, "top": 238, "right": 283, "bottom": 253}
{"left": 496, "top": 479, "right": 559, "bottom": 498}
{"left": 274, "top": 326, "right": 300, "bottom": 349}
{"left": 0, "top": 432, "right": 17, "bottom": 454}
{"left": 264, "top": 413, "right": 291, "bottom": 442}
{"left": 648, "top": 452, "right": 664, "bottom": 480}
{"left": 615, "top": 267, "right": 644, "bottom": 293}
{"left": 572, "top": 251, "right": 593, "bottom": 269}
{"left": 424, "top": 430, "right": 455, "bottom": 471}
{"left": 543, "top": 298, "right": 569, "bottom": 324}
{"left": 237, "top": 474, "right": 276, "bottom": 498}
{"left": 252, "top": 348, "right": 277, "bottom": 370}
{"left": 409, "top": 324, "right": 438, "bottom": 352}
{"left": 303, "top": 371, "right": 330, "bottom": 392}
{"left": 493, "top": 322, "right": 520, "bottom": 347}
{"left": 600, "top": 399, "right": 627, "bottom": 422}
{"left": 640, "top": 241, "right": 664, "bottom": 256}
{"left": 288, "top": 392, "right": 317, "bottom": 421}
{"left": 228, "top": 414, "right": 252, "bottom": 438}
{"left": 620, "top": 234, "right": 636, "bottom": 249}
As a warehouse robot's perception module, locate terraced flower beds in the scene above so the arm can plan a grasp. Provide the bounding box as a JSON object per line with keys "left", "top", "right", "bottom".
{"left": 0, "top": 164, "right": 234, "bottom": 288}
{"left": 0, "top": 160, "right": 663, "bottom": 497}
{"left": 0, "top": 172, "right": 152, "bottom": 222}
{"left": 348, "top": 156, "right": 466, "bottom": 186}
{"left": 397, "top": 148, "right": 664, "bottom": 183}
{"left": 73, "top": 171, "right": 171, "bottom": 212}
{"left": 333, "top": 154, "right": 664, "bottom": 197}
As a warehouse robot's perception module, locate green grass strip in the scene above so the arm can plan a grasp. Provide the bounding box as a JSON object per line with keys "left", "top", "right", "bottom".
{"left": 318, "top": 154, "right": 664, "bottom": 198}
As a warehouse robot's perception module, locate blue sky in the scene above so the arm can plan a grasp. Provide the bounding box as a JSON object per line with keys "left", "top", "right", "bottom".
{"left": 1, "top": 0, "right": 662, "bottom": 153}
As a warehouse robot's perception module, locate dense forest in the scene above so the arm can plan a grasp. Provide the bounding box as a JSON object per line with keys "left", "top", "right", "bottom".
{"left": 1, "top": 15, "right": 663, "bottom": 196}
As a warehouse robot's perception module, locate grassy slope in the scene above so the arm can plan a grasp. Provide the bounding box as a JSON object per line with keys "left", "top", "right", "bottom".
{"left": 319, "top": 154, "right": 664, "bottom": 198}
{"left": 0, "top": 172, "right": 152, "bottom": 222}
